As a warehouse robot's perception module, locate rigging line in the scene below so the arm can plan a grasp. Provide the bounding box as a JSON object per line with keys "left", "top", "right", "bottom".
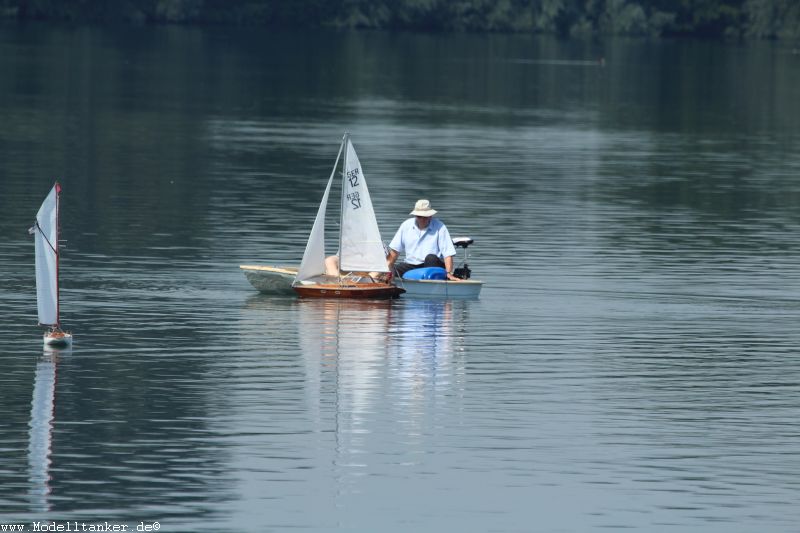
{"left": 32, "top": 221, "right": 58, "bottom": 255}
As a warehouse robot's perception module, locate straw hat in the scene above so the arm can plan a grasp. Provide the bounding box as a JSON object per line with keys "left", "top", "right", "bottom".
{"left": 409, "top": 199, "right": 437, "bottom": 217}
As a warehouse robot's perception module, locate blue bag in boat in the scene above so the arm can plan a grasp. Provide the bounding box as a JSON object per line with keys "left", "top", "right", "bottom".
{"left": 403, "top": 267, "right": 447, "bottom": 280}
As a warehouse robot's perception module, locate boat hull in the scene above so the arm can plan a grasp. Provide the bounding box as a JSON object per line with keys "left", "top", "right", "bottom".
{"left": 43, "top": 332, "right": 72, "bottom": 347}
{"left": 293, "top": 282, "right": 404, "bottom": 299}
{"left": 397, "top": 279, "right": 483, "bottom": 299}
{"left": 240, "top": 265, "right": 297, "bottom": 294}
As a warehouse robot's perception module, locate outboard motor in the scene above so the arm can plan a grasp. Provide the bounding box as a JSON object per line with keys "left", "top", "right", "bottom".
{"left": 452, "top": 237, "right": 474, "bottom": 279}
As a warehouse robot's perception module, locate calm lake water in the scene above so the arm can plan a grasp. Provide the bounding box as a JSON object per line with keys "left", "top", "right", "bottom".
{"left": 2, "top": 23, "right": 800, "bottom": 532}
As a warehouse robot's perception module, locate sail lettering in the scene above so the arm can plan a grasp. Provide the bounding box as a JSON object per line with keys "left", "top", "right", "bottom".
{"left": 347, "top": 168, "right": 360, "bottom": 188}
{"left": 347, "top": 191, "right": 361, "bottom": 210}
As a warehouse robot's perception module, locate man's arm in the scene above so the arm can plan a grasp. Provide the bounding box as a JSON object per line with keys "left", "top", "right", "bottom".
{"left": 437, "top": 222, "right": 459, "bottom": 280}
{"left": 387, "top": 222, "right": 405, "bottom": 274}
{"left": 387, "top": 249, "right": 399, "bottom": 272}
{"left": 444, "top": 255, "right": 460, "bottom": 281}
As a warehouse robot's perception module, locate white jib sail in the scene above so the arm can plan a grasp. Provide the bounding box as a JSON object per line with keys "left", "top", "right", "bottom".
{"left": 33, "top": 185, "right": 59, "bottom": 326}
{"left": 339, "top": 139, "right": 389, "bottom": 273}
{"left": 296, "top": 142, "right": 343, "bottom": 282}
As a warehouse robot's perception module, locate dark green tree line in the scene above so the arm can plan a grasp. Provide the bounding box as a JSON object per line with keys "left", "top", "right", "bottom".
{"left": 2, "top": 0, "right": 798, "bottom": 39}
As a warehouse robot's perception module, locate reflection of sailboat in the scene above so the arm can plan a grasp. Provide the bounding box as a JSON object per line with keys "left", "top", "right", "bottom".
{"left": 298, "top": 299, "right": 391, "bottom": 415}
{"left": 297, "top": 299, "right": 392, "bottom": 472}
{"left": 297, "top": 298, "right": 467, "bottom": 416}
{"left": 292, "top": 133, "right": 403, "bottom": 299}
{"left": 297, "top": 297, "right": 466, "bottom": 460}
{"left": 30, "top": 182, "right": 72, "bottom": 346}
{"left": 291, "top": 296, "right": 471, "bottom": 517}
{"left": 28, "top": 348, "right": 62, "bottom": 512}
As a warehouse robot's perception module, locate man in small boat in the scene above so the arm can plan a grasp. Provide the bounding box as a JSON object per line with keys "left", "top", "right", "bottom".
{"left": 386, "top": 199, "right": 461, "bottom": 281}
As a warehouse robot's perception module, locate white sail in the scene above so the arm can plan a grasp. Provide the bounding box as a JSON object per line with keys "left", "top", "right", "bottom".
{"left": 339, "top": 138, "right": 389, "bottom": 273}
{"left": 296, "top": 142, "right": 343, "bottom": 282}
{"left": 33, "top": 185, "right": 59, "bottom": 326}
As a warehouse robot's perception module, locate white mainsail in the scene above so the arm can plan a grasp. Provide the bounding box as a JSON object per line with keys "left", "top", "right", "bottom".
{"left": 31, "top": 185, "right": 60, "bottom": 326}
{"left": 339, "top": 138, "right": 389, "bottom": 273}
{"left": 296, "top": 142, "right": 343, "bottom": 282}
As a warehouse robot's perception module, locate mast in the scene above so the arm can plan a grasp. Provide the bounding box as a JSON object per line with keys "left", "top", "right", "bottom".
{"left": 338, "top": 132, "right": 349, "bottom": 283}
{"left": 54, "top": 182, "right": 61, "bottom": 329}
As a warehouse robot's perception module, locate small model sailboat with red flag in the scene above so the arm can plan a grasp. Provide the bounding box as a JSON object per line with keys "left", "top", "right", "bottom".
{"left": 30, "top": 182, "right": 72, "bottom": 346}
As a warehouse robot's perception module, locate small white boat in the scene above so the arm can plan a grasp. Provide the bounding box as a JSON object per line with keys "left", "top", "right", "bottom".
{"left": 30, "top": 182, "right": 72, "bottom": 347}
{"left": 394, "top": 237, "right": 483, "bottom": 299}
{"left": 240, "top": 265, "right": 298, "bottom": 295}
{"left": 396, "top": 278, "right": 483, "bottom": 299}
{"left": 43, "top": 329, "right": 72, "bottom": 347}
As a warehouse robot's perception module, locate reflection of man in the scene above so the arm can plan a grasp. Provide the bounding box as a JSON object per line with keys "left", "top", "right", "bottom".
{"left": 387, "top": 199, "right": 460, "bottom": 281}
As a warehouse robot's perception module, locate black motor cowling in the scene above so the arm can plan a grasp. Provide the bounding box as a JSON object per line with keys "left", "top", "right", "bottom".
{"left": 453, "top": 265, "right": 471, "bottom": 279}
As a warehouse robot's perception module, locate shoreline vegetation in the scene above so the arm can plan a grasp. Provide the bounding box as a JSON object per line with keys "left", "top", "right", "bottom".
{"left": 1, "top": 0, "right": 799, "bottom": 40}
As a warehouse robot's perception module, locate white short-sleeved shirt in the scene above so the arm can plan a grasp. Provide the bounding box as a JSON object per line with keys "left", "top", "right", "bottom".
{"left": 389, "top": 217, "right": 456, "bottom": 265}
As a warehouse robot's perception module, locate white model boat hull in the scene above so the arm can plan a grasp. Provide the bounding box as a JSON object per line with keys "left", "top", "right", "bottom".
{"left": 240, "top": 265, "right": 297, "bottom": 294}
{"left": 43, "top": 332, "right": 72, "bottom": 347}
{"left": 398, "top": 278, "right": 483, "bottom": 299}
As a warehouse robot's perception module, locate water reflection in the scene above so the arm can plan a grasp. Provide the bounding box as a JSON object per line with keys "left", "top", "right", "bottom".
{"left": 28, "top": 347, "right": 67, "bottom": 513}
{"left": 389, "top": 299, "right": 463, "bottom": 406}
{"left": 295, "top": 298, "right": 467, "bottom": 475}
{"left": 296, "top": 299, "right": 393, "bottom": 440}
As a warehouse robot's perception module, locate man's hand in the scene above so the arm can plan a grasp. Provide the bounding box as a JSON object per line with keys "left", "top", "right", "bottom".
{"left": 444, "top": 256, "right": 459, "bottom": 281}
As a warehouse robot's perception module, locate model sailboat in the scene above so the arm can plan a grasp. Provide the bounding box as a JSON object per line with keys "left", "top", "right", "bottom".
{"left": 292, "top": 133, "right": 403, "bottom": 299}
{"left": 30, "top": 183, "right": 72, "bottom": 346}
